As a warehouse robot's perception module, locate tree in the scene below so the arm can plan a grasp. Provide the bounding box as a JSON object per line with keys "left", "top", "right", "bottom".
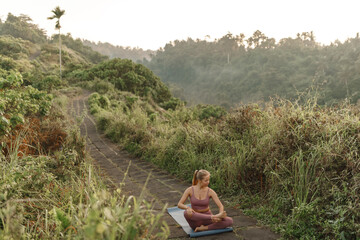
{"left": 48, "top": 6, "right": 65, "bottom": 79}
{"left": 1, "top": 13, "right": 47, "bottom": 43}
{"left": 218, "top": 33, "right": 239, "bottom": 64}
{"left": 247, "top": 30, "right": 269, "bottom": 49}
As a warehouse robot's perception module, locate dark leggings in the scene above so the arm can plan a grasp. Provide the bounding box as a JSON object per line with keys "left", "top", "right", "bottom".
{"left": 184, "top": 210, "right": 233, "bottom": 230}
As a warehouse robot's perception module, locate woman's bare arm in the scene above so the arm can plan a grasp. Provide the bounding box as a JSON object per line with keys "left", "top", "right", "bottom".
{"left": 177, "top": 187, "right": 192, "bottom": 210}
{"left": 209, "top": 188, "right": 224, "bottom": 213}
{"left": 178, "top": 187, "right": 195, "bottom": 217}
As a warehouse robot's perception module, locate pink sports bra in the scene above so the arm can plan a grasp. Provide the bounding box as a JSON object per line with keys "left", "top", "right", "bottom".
{"left": 190, "top": 187, "right": 210, "bottom": 212}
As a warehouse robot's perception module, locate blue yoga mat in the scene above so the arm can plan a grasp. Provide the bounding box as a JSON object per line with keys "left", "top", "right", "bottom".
{"left": 167, "top": 205, "right": 233, "bottom": 238}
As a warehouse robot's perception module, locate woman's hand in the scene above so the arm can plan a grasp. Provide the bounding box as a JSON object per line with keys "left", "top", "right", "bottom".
{"left": 211, "top": 216, "right": 221, "bottom": 222}
{"left": 186, "top": 207, "right": 195, "bottom": 217}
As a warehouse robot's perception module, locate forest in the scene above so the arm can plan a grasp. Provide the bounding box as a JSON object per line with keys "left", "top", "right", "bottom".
{"left": 142, "top": 31, "right": 360, "bottom": 107}
{"left": 83, "top": 40, "right": 154, "bottom": 62}
{"left": 0, "top": 12, "right": 359, "bottom": 239}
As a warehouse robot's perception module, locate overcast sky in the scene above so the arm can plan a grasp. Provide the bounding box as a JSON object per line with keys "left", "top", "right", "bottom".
{"left": 1, "top": 0, "right": 360, "bottom": 50}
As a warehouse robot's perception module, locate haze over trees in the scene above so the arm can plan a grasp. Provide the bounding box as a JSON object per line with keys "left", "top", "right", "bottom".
{"left": 1, "top": 11, "right": 360, "bottom": 239}
{"left": 83, "top": 40, "right": 154, "bottom": 62}
{"left": 143, "top": 31, "right": 360, "bottom": 107}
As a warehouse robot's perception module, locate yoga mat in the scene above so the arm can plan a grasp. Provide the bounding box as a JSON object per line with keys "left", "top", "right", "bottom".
{"left": 167, "top": 205, "right": 233, "bottom": 238}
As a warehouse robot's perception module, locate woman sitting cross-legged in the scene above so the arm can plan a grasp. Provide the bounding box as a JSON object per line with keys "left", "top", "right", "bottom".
{"left": 177, "top": 169, "right": 233, "bottom": 232}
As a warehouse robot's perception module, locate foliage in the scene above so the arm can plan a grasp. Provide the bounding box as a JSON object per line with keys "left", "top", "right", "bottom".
{"left": 47, "top": 6, "right": 65, "bottom": 31}
{"left": 0, "top": 12, "right": 170, "bottom": 239}
{"left": 0, "top": 13, "right": 106, "bottom": 78}
{"left": 194, "top": 104, "right": 227, "bottom": 121}
{"left": 160, "top": 97, "right": 183, "bottom": 110}
{"left": 0, "top": 13, "right": 47, "bottom": 43}
{"left": 88, "top": 88, "right": 360, "bottom": 239}
{"left": 0, "top": 55, "right": 16, "bottom": 70}
{"left": 83, "top": 40, "right": 154, "bottom": 62}
{"left": 0, "top": 35, "right": 30, "bottom": 58}
{"left": 32, "top": 74, "right": 63, "bottom": 91}
{"left": 2, "top": 10, "right": 360, "bottom": 239}
{"left": 69, "top": 58, "right": 172, "bottom": 103}
{"left": 0, "top": 89, "right": 169, "bottom": 239}
{"left": 35, "top": 42, "right": 95, "bottom": 75}
{"left": 144, "top": 31, "right": 360, "bottom": 106}
{"left": 0, "top": 71, "right": 53, "bottom": 136}
{"left": 0, "top": 128, "right": 169, "bottom": 239}
{"left": 51, "top": 34, "right": 108, "bottom": 64}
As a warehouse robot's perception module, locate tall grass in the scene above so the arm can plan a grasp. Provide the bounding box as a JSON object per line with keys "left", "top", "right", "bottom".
{"left": 88, "top": 89, "right": 360, "bottom": 239}
{"left": 0, "top": 93, "right": 169, "bottom": 239}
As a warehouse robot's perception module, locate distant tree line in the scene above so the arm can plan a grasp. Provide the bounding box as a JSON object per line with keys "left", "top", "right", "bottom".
{"left": 143, "top": 31, "right": 360, "bottom": 107}
{"left": 83, "top": 40, "right": 155, "bottom": 62}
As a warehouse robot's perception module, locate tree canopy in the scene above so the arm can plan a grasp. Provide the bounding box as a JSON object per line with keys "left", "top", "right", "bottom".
{"left": 144, "top": 31, "right": 360, "bottom": 106}
{"left": 0, "top": 13, "right": 47, "bottom": 43}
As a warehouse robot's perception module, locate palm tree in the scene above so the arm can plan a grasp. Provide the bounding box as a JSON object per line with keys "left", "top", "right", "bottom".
{"left": 48, "top": 6, "right": 65, "bottom": 79}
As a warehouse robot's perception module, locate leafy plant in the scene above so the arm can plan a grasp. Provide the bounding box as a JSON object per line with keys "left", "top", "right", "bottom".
{"left": 88, "top": 88, "right": 360, "bottom": 239}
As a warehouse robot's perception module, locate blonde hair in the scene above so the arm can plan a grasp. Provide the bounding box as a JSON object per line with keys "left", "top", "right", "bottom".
{"left": 192, "top": 169, "right": 210, "bottom": 185}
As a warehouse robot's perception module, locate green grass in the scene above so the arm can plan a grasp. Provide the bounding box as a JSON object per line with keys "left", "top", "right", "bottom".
{"left": 88, "top": 88, "right": 360, "bottom": 239}
{"left": 0, "top": 92, "right": 169, "bottom": 239}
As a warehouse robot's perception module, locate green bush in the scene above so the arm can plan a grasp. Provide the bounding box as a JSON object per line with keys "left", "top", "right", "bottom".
{"left": 195, "top": 104, "right": 227, "bottom": 120}
{"left": 0, "top": 35, "right": 27, "bottom": 57}
{"left": 32, "top": 74, "right": 62, "bottom": 91}
{"left": 87, "top": 90, "right": 360, "bottom": 239}
{"left": 92, "top": 78, "right": 113, "bottom": 94}
{"left": 0, "top": 70, "right": 23, "bottom": 89}
{"left": 0, "top": 71, "right": 53, "bottom": 135}
{"left": 71, "top": 58, "right": 172, "bottom": 103}
{"left": 0, "top": 55, "right": 16, "bottom": 70}
{"left": 0, "top": 91, "right": 169, "bottom": 239}
{"left": 160, "top": 97, "right": 183, "bottom": 110}
{"left": 0, "top": 135, "right": 169, "bottom": 239}
{"left": 97, "top": 110, "right": 113, "bottom": 131}
{"left": 98, "top": 95, "right": 110, "bottom": 109}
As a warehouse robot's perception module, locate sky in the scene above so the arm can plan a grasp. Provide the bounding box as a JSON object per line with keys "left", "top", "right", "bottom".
{"left": 1, "top": 0, "right": 360, "bottom": 50}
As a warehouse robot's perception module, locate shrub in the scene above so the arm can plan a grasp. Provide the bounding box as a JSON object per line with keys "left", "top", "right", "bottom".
{"left": 71, "top": 58, "right": 172, "bottom": 103}
{"left": 160, "top": 97, "right": 183, "bottom": 110}
{"left": 98, "top": 95, "right": 110, "bottom": 109}
{"left": 32, "top": 74, "right": 62, "bottom": 91}
{"left": 87, "top": 90, "right": 360, "bottom": 239}
{"left": 194, "top": 104, "right": 227, "bottom": 121}
{"left": 97, "top": 110, "right": 113, "bottom": 131}
{"left": 92, "top": 78, "right": 112, "bottom": 94}
{"left": 0, "top": 55, "right": 16, "bottom": 70}
{"left": 0, "top": 71, "right": 53, "bottom": 136}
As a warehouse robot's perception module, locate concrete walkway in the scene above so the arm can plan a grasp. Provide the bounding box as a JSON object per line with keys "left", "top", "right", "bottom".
{"left": 69, "top": 93, "right": 280, "bottom": 240}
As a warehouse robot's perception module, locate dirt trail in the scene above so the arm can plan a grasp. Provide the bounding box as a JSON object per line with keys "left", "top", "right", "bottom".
{"left": 69, "top": 93, "right": 280, "bottom": 239}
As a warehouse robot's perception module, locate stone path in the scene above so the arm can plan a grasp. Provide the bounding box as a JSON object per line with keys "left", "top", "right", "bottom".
{"left": 69, "top": 93, "right": 280, "bottom": 240}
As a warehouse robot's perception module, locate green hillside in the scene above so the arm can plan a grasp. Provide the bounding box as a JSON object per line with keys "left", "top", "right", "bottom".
{"left": 0, "top": 13, "right": 169, "bottom": 239}
{"left": 0, "top": 13, "right": 109, "bottom": 90}
{"left": 1, "top": 12, "right": 359, "bottom": 240}
{"left": 144, "top": 31, "right": 360, "bottom": 107}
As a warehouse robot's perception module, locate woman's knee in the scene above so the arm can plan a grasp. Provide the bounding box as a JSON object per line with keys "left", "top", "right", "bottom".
{"left": 225, "top": 217, "right": 233, "bottom": 226}
{"left": 184, "top": 210, "right": 193, "bottom": 219}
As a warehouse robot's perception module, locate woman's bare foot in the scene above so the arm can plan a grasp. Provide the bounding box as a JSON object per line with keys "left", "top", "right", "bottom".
{"left": 213, "top": 211, "right": 227, "bottom": 219}
{"left": 195, "top": 225, "right": 208, "bottom": 232}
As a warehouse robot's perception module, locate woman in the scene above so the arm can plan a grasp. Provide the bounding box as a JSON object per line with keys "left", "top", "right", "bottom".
{"left": 177, "top": 169, "right": 233, "bottom": 232}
